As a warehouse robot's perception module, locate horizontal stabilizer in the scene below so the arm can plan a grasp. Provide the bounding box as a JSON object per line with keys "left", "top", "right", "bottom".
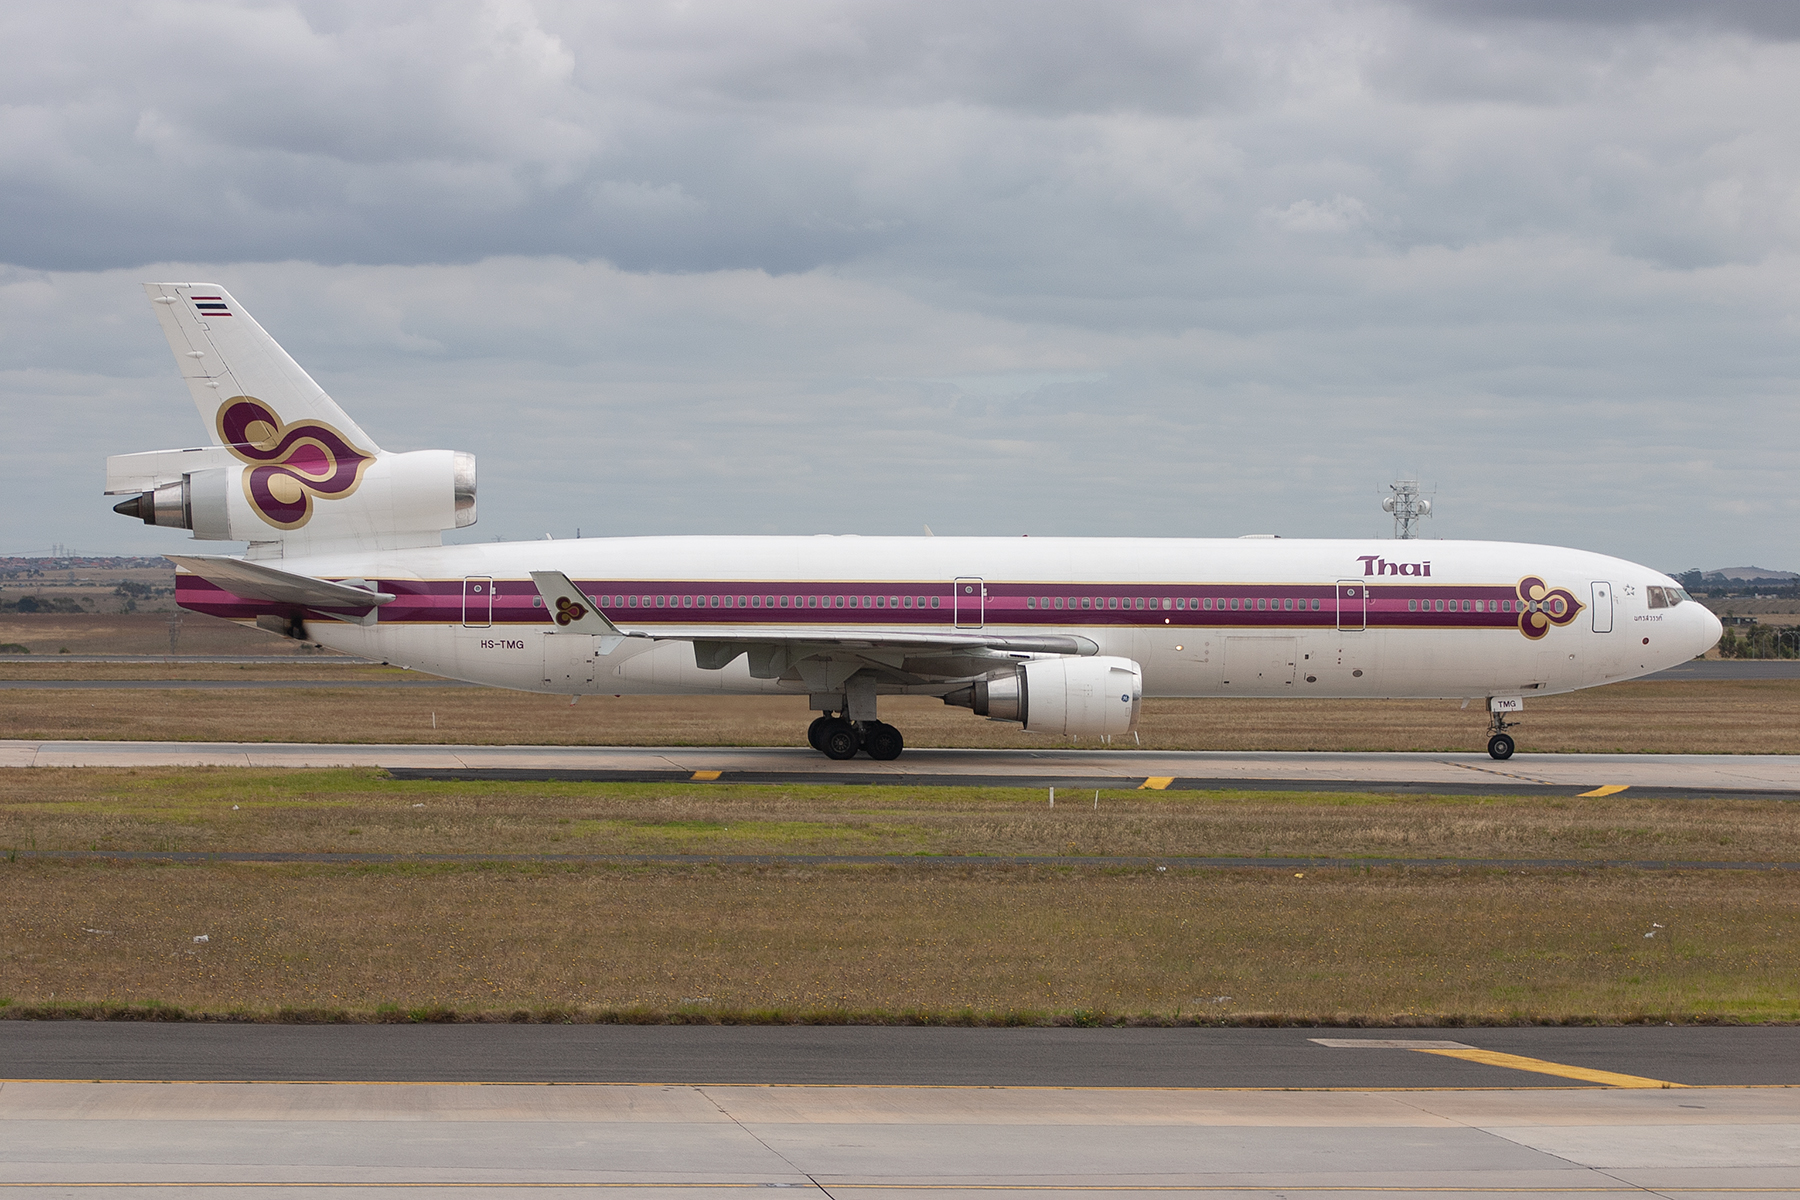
{"left": 168, "top": 554, "right": 394, "bottom": 610}
{"left": 105, "top": 446, "right": 235, "bottom": 495}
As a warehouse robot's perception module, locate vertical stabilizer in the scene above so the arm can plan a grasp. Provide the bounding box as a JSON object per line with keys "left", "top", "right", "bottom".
{"left": 143, "top": 283, "right": 381, "bottom": 453}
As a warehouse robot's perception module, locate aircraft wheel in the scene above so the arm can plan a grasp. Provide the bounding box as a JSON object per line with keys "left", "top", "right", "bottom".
{"left": 820, "top": 720, "right": 861, "bottom": 761}
{"left": 864, "top": 722, "right": 904, "bottom": 761}
{"left": 1487, "top": 733, "right": 1515, "bottom": 761}
{"left": 806, "top": 716, "right": 831, "bottom": 752}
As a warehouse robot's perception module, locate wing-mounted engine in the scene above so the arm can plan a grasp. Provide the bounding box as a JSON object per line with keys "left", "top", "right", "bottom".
{"left": 107, "top": 446, "right": 477, "bottom": 552}
{"left": 944, "top": 655, "right": 1143, "bottom": 737}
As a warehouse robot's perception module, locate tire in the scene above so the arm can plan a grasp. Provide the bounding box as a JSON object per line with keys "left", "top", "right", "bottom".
{"left": 806, "top": 716, "right": 831, "bottom": 751}
{"left": 1488, "top": 733, "right": 1515, "bottom": 761}
{"left": 865, "top": 723, "right": 904, "bottom": 761}
{"left": 820, "top": 720, "right": 861, "bottom": 761}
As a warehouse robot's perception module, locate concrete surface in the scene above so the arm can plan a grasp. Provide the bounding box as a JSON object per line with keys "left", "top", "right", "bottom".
{"left": 4, "top": 739, "right": 1797, "bottom": 795}
{"left": 0, "top": 1080, "right": 1793, "bottom": 1196}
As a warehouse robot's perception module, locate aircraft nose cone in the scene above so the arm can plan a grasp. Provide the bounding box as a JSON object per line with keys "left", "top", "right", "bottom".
{"left": 1698, "top": 604, "right": 1723, "bottom": 655}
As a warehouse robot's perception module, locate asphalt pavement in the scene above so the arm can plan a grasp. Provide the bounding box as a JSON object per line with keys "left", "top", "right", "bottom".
{"left": 3, "top": 1023, "right": 1794, "bottom": 1088}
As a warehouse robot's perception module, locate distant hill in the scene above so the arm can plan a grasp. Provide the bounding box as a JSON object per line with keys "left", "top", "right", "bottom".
{"left": 1704, "top": 566, "right": 1797, "bottom": 583}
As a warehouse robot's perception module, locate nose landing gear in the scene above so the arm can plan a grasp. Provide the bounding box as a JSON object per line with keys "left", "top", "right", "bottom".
{"left": 807, "top": 713, "right": 905, "bottom": 761}
{"left": 1486, "top": 709, "right": 1518, "bottom": 760}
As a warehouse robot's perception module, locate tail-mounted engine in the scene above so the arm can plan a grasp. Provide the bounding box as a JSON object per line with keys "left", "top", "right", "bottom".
{"left": 108, "top": 447, "right": 477, "bottom": 549}
{"left": 944, "top": 655, "right": 1143, "bottom": 737}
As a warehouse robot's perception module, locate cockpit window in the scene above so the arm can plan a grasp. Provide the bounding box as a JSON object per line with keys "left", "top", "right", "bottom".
{"left": 1647, "top": 586, "right": 1668, "bottom": 609}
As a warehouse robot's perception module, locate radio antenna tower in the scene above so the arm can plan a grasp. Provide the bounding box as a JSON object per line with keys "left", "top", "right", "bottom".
{"left": 1382, "top": 477, "right": 1433, "bottom": 540}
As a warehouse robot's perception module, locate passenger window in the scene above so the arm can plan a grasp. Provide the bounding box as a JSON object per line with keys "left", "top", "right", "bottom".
{"left": 808, "top": 596, "right": 818, "bottom": 608}
{"left": 1434, "top": 599, "right": 1444, "bottom": 612}
{"left": 1027, "top": 597, "right": 1036, "bottom": 610}
{"left": 1460, "top": 599, "right": 1470, "bottom": 612}
{"left": 930, "top": 596, "right": 940, "bottom": 608}
{"left": 835, "top": 596, "right": 845, "bottom": 608}
{"left": 1081, "top": 598, "right": 1091, "bottom": 610}
{"left": 1204, "top": 598, "right": 1213, "bottom": 610}
{"left": 780, "top": 596, "right": 790, "bottom": 608}
{"left": 904, "top": 596, "right": 913, "bottom": 608}
{"left": 1229, "top": 598, "right": 1239, "bottom": 611}
{"left": 1408, "top": 599, "right": 1418, "bottom": 612}
{"left": 875, "top": 596, "right": 885, "bottom": 608}
{"left": 1256, "top": 598, "right": 1266, "bottom": 611}
{"left": 1283, "top": 597, "right": 1292, "bottom": 611}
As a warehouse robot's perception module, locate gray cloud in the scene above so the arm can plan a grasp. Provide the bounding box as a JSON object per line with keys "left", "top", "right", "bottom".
{"left": 2, "top": 1, "right": 1796, "bottom": 569}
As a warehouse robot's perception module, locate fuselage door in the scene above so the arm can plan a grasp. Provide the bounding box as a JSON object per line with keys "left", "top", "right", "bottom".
{"left": 954, "top": 577, "right": 985, "bottom": 629}
{"left": 1591, "top": 581, "right": 1614, "bottom": 633}
{"left": 462, "top": 576, "right": 493, "bottom": 628}
{"left": 1335, "top": 581, "right": 1367, "bottom": 632}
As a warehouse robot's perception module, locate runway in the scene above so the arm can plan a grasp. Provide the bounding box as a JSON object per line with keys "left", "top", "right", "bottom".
{"left": 5, "top": 1024, "right": 1797, "bottom": 1087}
{"left": 5, "top": 739, "right": 1798, "bottom": 797}
{"left": 2, "top": 1027, "right": 1795, "bottom": 1196}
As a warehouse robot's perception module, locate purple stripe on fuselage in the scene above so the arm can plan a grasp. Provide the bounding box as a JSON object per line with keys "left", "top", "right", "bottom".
{"left": 174, "top": 575, "right": 1540, "bottom": 631}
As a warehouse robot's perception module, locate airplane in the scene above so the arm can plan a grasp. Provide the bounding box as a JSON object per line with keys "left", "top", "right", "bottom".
{"left": 108, "top": 283, "right": 1722, "bottom": 762}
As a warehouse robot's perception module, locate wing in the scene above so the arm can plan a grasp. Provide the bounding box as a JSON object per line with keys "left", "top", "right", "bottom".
{"left": 527, "top": 571, "right": 1097, "bottom": 690}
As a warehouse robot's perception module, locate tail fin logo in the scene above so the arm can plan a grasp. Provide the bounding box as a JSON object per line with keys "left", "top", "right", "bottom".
{"left": 216, "top": 397, "right": 375, "bottom": 530}
{"left": 1516, "top": 577, "right": 1584, "bottom": 639}
{"left": 554, "top": 596, "right": 588, "bottom": 625}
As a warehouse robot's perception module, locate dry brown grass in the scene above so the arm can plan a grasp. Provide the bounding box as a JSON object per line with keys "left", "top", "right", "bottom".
{"left": 0, "top": 612, "right": 330, "bottom": 656}
{"left": 2, "top": 859, "right": 1795, "bottom": 1022}
{"left": 0, "top": 662, "right": 412, "bottom": 682}
{"left": 1, "top": 679, "right": 1797, "bottom": 754}
{"left": 2, "top": 768, "right": 1796, "bottom": 862}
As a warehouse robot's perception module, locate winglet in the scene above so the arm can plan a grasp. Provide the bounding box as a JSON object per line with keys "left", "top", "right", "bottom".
{"left": 529, "top": 571, "right": 628, "bottom": 653}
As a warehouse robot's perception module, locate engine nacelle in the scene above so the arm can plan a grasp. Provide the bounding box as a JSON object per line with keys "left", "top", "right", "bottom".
{"left": 944, "top": 655, "right": 1143, "bottom": 737}
{"left": 110, "top": 449, "right": 477, "bottom": 546}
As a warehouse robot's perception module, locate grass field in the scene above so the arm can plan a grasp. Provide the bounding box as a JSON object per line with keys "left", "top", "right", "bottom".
{"left": 2, "top": 768, "right": 1797, "bottom": 1024}
{"left": 3, "top": 672, "right": 1798, "bottom": 754}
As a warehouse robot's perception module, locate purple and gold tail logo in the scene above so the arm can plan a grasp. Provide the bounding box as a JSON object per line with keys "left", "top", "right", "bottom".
{"left": 553, "top": 596, "right": 588, "bottom": 626}
{"left": 217, "top": 398, "right": 374, "bottom": 530}
{"left": 1517, "top": 577, "right": 1583, "bottom": 639}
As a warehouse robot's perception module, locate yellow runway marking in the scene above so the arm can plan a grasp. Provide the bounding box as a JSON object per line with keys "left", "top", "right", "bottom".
{"left": 1418, "top": 1047, "right": 1685, "bottom": 1088}
{"left": 1139, "top": 776, "right": 1175, "bottom": 790}
{"left": 1576, "top": 784, "right": 1630, "bottom": 797}
{"left": 690, "top": 770, "right": 722, "bottom": 780}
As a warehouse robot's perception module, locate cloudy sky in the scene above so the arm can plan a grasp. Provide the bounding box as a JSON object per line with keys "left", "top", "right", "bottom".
{"left": 3, "top": 0, "right": 1796, "bottom": 570}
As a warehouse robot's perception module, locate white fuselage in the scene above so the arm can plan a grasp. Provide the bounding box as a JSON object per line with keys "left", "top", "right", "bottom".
{"left": 177, "top": 535, "right": 1722, "bottom": 703}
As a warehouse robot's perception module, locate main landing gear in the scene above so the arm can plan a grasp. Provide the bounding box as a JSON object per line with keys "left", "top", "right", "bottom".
{"left": 807, "top": 714, "right": 905, "bottom": 761}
